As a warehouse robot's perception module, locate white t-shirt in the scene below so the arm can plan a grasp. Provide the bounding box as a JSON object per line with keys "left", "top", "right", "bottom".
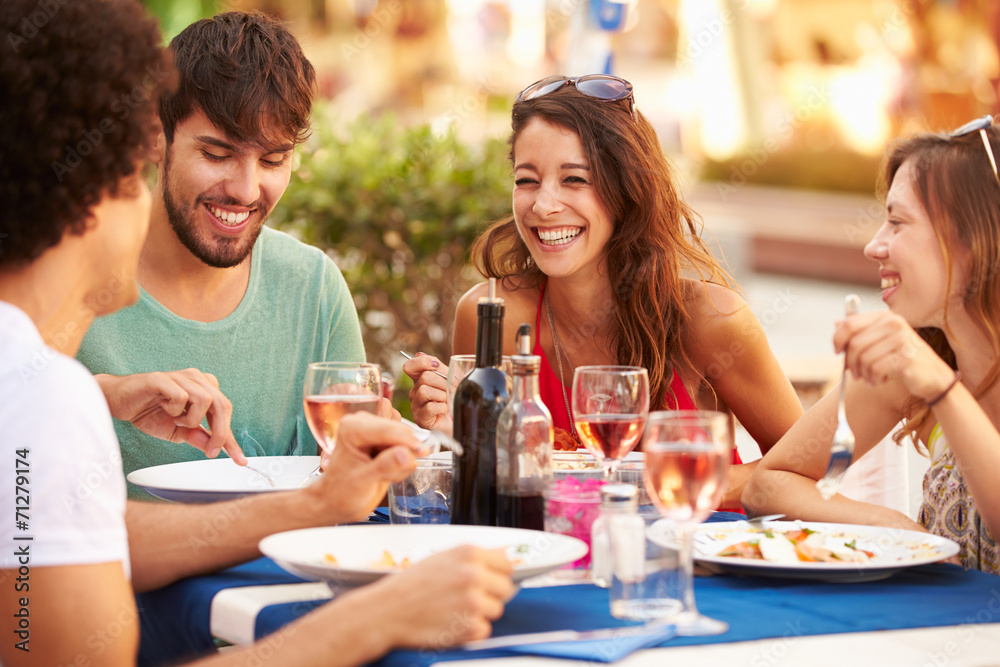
{"left": 0, "top": 301, "right": 129, "bottom": 576}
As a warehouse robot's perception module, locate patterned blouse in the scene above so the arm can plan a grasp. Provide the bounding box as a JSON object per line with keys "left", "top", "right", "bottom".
{"left": 919, "top": 424, "right": 999, "bottom": 574}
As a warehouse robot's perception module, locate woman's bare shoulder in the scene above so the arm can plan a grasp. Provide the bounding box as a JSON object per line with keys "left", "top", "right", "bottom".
{"left": 457, "top": 281, "right": 538, "bottom": 315}
{"left": 683, "top": 280, "right": 749, "bottom": 329}
{"left": 453, "top": 281, "right": 540, "bottom": 354}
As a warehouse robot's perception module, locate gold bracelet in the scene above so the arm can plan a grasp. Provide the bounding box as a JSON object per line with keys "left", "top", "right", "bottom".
{"left": 926, "top": 370, "right": 962, "bottom": 408}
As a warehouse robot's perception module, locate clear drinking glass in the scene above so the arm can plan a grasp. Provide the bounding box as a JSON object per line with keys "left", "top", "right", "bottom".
{"left": 389, "top": 458, "right": 452, "bottom": 524}
{"left": 643, "top": 410, "right": 731, "bottom": 636}
{"left": 446, "top": 355, "right": 513, "bottom": 418}
{"left": 302, "top": 362, "right": 381, "bottom": 454}
{"left": 572, "top": 366, "right": 649, "bottom": 479}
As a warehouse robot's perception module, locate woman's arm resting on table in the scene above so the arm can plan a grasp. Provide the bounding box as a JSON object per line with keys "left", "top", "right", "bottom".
{"left": 127, "top": 415, "right": 421, "bottom": 592}
{"left": 836, "top": 309, "right": 1000, "bottom": 540}
{"left": 684, "top": 284, "right": 805, "bottom": 508}
{"left": 0, "top": 563, "right": 138, "bottom": 666}
{"left": 742, "top": 373, "right": 922, "bottom": 530}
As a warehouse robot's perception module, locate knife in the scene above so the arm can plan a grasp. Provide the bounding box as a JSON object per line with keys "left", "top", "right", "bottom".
{"left": 460, "top": 622, "right": 675, "bottom": 651}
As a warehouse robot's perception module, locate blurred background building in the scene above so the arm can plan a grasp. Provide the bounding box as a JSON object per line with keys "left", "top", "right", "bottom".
{"left": 145, "top": 0, "right": 1000, "bottom": 167}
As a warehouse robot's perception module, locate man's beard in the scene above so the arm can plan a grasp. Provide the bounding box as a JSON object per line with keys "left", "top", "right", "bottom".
{"left": 162, "top": 149, "right": 265, "bottom": 269}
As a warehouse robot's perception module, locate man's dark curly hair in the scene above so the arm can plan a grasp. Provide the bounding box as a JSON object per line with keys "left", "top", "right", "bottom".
{"left": 159, "top": 11, "right": 316, "bottom": 148}
{"left": 0, "top": 0, "right": 170, "bottom": 268}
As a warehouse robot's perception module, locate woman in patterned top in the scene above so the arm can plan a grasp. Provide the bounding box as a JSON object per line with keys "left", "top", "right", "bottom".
{"left": 745, "top": 117, "right": 1000, "bottom": 574}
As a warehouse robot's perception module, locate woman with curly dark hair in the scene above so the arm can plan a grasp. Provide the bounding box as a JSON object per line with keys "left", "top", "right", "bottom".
{"left": 406, "top": 76, "right": 803, "bottom": 510}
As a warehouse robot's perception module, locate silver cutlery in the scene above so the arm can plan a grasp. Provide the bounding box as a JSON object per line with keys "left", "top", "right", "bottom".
{"left": 461, "top": 622, "right": 675, "bottom": 650}
{"left": 297, "top": 431, "right": 464, "bottom": 489}
{"left": 422, "top": 430, "right": 464, "bottom": 456}
{"left": 245, "top": 462, "right": 277, "bottom": 488}
{"left": 399, "top": 351, "right": 448, "bottom": 380}
{"left": 747, "top": 513, "right": 785, "bottom": 528}
{"left": 297, "top": 464, "right": 322, "bottom": 488}
{"left": 816, "top": 294, "right": 861, "bottom": 500}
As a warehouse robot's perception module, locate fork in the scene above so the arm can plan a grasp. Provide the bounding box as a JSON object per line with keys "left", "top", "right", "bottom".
{"left": 816, "top": 294, "right": 861, "bottom": 500}
{"left": 236, "top": 434, "right": 277, "bottom": 487}
{"left": 245, "top": 462, "right": 277, "bottom": 488}
{"left": 296, "top": 430, "right": 465, "bottom": 488}
{"left": 747, "top": 513, "right": 785, "bottom": 528}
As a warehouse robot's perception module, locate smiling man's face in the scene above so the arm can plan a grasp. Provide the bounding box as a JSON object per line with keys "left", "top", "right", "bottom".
{"left": 160, "top": 108, "right": 294, "bottom": 268}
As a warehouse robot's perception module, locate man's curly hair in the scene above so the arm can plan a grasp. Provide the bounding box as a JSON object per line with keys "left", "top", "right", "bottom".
{"left": 0, "top": 0, "right": 171, "bottom": 267}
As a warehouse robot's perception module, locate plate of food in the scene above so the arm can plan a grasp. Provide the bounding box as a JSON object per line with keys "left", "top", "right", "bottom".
{"left": 259, "top": 524, "right": 589, "bottom": 589}
{"left": 648, "top": 519, "right": 959, "bottom": 583}
{"left": 127, "top": 456, "right": 321, "bottom": 503}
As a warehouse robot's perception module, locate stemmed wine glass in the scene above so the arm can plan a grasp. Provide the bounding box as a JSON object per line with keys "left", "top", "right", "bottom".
{"left": 571, "top": 366, "right": 649, "bottom": 479}
{"left": 643, "top": 410, "right": 731, "bottom": 636}
{"left": 300, "top": 362, "right": 381, "bottom": 485}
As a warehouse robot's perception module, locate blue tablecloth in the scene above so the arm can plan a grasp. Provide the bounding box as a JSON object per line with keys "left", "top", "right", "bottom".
{"left": 135, "top": 513, "right": 1000, "bottom": 666}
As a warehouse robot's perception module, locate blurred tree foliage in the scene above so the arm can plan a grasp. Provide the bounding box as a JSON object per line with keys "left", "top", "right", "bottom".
{"left": 268, "top": 106, "right": 513, "bottom": 377}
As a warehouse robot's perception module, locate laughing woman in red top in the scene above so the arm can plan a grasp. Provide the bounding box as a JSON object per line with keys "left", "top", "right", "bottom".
{"left": 405, "top": 75, "right": 802, "bottom": 509}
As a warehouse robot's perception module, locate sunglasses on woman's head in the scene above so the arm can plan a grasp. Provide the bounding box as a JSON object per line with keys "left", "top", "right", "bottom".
{"left": 949, "top": 114, "right": 999, "bottom": 185}
{"left": 515, "top": 74, "right": 636, "bottom": 121}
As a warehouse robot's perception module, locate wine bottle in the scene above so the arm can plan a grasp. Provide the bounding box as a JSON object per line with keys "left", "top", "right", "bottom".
{"left": 496, "top": 323, "right": 553, "bottom": 530}
{"left": 451, "top": 278, "right": 509, "bottom": 526}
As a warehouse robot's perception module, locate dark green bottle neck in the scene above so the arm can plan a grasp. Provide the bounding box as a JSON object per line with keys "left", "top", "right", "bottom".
{"left": 475, "top": 302, "right": 504, "bottom": 368}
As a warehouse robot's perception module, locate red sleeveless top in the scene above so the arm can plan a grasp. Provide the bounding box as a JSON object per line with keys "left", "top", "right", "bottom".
{"left": 533, "top": 283, "right": 745, "bottom": 512}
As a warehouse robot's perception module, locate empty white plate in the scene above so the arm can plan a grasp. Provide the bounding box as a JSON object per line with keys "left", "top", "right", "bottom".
{"left": 127, "top": 456, "right": 321, "bottom": 503}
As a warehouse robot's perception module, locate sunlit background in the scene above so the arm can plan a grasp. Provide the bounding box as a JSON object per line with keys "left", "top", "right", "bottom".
{"left": 144, "top": 0, "right": 1000, "bottom": 176}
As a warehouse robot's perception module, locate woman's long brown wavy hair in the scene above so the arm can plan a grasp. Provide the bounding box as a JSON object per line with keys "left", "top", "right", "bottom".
{"left": 470, "top": 83, "right": 734, "bottom": 410}
{"left": 884, "top": 123, "right": 1000, "bottom": 448}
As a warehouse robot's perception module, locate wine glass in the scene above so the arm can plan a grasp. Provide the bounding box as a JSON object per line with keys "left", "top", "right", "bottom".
{"left": 302, "top": 362, "right": 381, "bottom": 454}
{"left": 643, "top": 410, "right": 731, "bottom": 636}
{"left": 446, "top": 355, "right": 513, "bottom": 419}
{"left": 375, "top": 364, "right": 396, "bottom": 402}
{"left": 571, "top": 366, "right": 649, "bottom": 479}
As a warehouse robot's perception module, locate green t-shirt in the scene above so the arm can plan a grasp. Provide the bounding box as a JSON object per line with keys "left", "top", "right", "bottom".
{"left": 77, "top": 226, "right": 365, "bottom": 497}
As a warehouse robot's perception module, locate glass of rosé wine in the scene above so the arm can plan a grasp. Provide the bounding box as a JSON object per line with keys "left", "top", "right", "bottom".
{"left": 571, "top": 366, "right": 649, "bottom": 479}
{"left": 303, "top": 362, "right": 382, "bottom": 454}
{"left": 643, "top": 410, "right": 731, "bottom": 636}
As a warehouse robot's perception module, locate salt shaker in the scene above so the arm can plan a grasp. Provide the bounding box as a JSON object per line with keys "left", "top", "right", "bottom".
{"left": 590, "top": 483, "right": 644, "bottom": 588}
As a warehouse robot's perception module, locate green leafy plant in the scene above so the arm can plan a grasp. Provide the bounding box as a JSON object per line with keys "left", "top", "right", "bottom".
{"left": 269, "top": 106, "right": 513, "bottom": 401}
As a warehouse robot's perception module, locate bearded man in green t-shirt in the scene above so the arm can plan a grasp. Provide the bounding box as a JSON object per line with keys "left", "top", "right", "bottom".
{"left": 77, "top": 11, "right": 371, "bottom": 496}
